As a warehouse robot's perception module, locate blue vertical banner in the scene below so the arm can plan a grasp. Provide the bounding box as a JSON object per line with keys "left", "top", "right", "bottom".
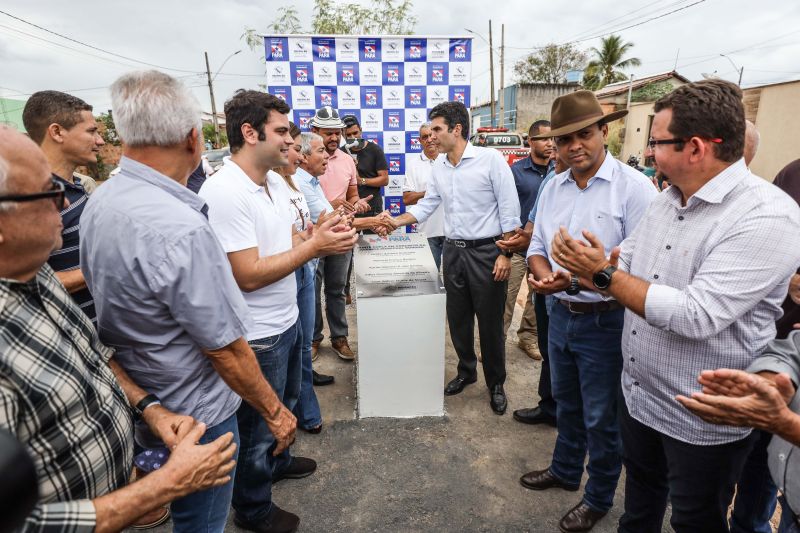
{"left": 264, "top": 34, "right": 473, "bottom": 231}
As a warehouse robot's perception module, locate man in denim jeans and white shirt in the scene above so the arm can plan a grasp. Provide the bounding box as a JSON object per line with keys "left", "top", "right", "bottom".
{"left": 200, "top": 90, "right": 356, "bottom": 533}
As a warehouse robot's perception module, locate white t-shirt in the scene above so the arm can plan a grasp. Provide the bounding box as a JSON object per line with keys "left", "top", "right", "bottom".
{"left": 403, "top": 152, "right": 444, "bottom": 237}
{"left": 273, "top": 171, "right": 311, "bottom": 232}
{"left": 199, "top": 158, "right": 298, "bottom": 340}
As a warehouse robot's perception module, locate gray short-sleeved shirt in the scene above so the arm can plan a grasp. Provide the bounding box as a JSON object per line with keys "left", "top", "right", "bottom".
{"left": 81, "top": 156, "right": 253, "bottom": 446}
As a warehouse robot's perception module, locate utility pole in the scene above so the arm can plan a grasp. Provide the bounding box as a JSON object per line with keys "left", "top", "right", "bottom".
{"left": 499, "top": 23, "right": 505, "bottom": 128}
{"left": 737, "top": 66, "right": 744, "bottom": 86}
{"left": 204, "top": 51, "right": 219, "bottom": 147}
{"left": 488, "top": 20, "right": 496, "bottom": 128}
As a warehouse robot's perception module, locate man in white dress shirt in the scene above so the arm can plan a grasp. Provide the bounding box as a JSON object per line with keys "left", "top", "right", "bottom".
{"left": 403, "top": 122, "right": 445, "bottom": 270}
{"left": 385, "top": 101, "right": 520, "bottom": 415}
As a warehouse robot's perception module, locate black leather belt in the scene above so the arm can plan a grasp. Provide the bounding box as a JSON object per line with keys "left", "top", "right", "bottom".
{"left": 444, "top": 236, "right": 501, "bottom": 248}
{"left": 555, "top": 298, "right": 623, "bottom": 314}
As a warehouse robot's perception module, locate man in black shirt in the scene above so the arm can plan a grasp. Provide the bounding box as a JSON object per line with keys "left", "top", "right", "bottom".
{"left": 343, "top": 115, "right": 388, "bottom": 216}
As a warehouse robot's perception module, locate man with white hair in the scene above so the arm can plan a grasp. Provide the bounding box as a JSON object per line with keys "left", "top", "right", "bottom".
{"left": 80, "top": 71, "right": 296, "bottom": 533}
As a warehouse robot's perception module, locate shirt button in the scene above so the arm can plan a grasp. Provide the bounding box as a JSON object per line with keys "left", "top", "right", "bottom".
{"left": 653, "top": 274, "right": 659, "bottom": 279}
{"left": 666, "top": 245, "right": 671, "bottom": 250}
{"left": 678, "top": 215, "right": 684, "bottom": 221}
{"left": 630, "top": 357, "right": 636, "bottom": 362}
{"left": 634, "top": 381, "right": 640, "bottom": 386}
{"left": 780, "top": 453, "right": 787, "bottom": 461}
{"left": 632, "top": 330, "right": 637, "bottom": 335}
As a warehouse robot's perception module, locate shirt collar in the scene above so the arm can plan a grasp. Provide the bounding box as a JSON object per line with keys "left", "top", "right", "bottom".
{"left": 220, "top": 157, "right": 266, "bottom": 193}
{"left": 119, "top": 156, "right": 207, "bottom": 214}
{"left": 685, "top": 158, "right": 750, "bottom": 205}
{"left": 52, "top": 173, "right": 85, "bottom": 192}
{"left": 558, "top": 151, "right": 615, "bottom": 185}
{"left": 443, "top": 142, "right": 477, "bottom": 168}
{"left": 522, "top": 156, "right": 555, "bottom": 174}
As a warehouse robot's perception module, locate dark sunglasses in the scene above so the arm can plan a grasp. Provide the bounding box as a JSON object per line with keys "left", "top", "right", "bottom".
{"left": 0, "top": 177, "right": 66, "bottom": 211}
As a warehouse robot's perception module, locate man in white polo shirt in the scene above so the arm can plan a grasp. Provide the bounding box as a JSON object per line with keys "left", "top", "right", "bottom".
{"left": 200, "top": 90, "right": 356, "bottom": 533}
{"left": 403, "top": 122, "right": 445, "bottom": 270}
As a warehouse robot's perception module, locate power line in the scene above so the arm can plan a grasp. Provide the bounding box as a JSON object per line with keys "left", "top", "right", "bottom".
{"left": 0, "top": 9, "right": 200, "bottom": 73}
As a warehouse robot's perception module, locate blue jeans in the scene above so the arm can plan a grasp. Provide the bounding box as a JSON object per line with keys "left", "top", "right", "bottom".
{"left": 170, "top": 414, "right": 239, "bottom": 533}
{"left": 293, "top": 262, "right": 322, "bottom": 429}
{"left": 780, "top": 495, "right": 800, "bottom": 533}
{"left": 548, "top": 302, "right": 623, "bottom": 513}
{"left": 232, "top": 322, "right": 302, "bottom": 522}
{"left": 731, "top": 430, "right": 777, "bottom": 533}
{"left": 428, "top": 236, "right": 445, "bottom": 272}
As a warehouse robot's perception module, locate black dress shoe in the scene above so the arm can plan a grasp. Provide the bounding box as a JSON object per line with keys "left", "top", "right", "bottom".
{"left": 273, "top": 456, "right": 317, "bottom": 483}
{"left": 558, "top": 501, "right": 607, "bottom": 533}
{"left": 233, "top": 503, "right": 300, "bottom": 533}
{"left": 513, "top": 406, "right": 557, "bottom": 427}
{"left": 444, "top": 376, "right": 477, "bottom": 396}
{"left": 519, "top": 468, "right": 580, "bottom": 492}
{"left": 312, "top": 370, "right": 334, "bottom": 386}
{"left": 490, "top": 384, "right": 507, "bottom": 415}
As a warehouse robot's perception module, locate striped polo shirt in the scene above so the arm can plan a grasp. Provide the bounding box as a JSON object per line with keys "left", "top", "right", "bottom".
{"left": 47, "top": 174, "right": 95, "bottom": 322}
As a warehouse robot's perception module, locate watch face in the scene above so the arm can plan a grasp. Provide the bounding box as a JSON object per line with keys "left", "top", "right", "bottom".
{"left": 593, "top": 271, "right": 611, "bottom": 290}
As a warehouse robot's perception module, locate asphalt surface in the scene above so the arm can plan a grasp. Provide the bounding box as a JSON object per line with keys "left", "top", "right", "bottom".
{"left": 137, "top": 286, "right": 672, "bottom": 533}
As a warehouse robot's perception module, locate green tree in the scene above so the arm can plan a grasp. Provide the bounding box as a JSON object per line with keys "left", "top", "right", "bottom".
{"left": 242, "top": 0, "right": 417, "bottom": 57}
{"left": 513, "top": 43, "right": 587, "bottom": 84}
{"left": 97, "top": 111, "right": 120, "bottom": 146}
{"left": 202, "top": 123, "right": 227, "bottom": 148}
{"left": 631, "top": 80, "right": 674, "bottom": 102}
{"left": 582, "top": 34, "right": 641, "bottom": 90}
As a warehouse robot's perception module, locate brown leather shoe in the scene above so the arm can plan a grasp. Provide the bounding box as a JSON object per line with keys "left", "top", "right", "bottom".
{"left": 558, "top": 501, "right": 607, "bottom": 533}
{"left": 331, "top": 337, "right": 355, "bottom": 361}
{"left": 518, "top": 340, "right": 542, "bottom": 360}
{"left": 311, "top": 340, "right": 321, "bottom": 361}
{"left": 519, "top": 468, "right": 579, "bottom": 492}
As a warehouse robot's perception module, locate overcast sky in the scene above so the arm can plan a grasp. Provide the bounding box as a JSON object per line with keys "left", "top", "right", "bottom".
{"left": 1, "top": 0, "right": 798, "bottom": 120}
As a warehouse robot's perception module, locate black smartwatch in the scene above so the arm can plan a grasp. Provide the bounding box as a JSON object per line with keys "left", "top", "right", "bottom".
{"left": 592, "top": 265, "right": 618, "bottom": 290}
{"left": 134, "top": 393, "right": 161, "bottom": 419}
{"left": 565, "top": 274, "right": 581, "bottom": 295}
{"left": 503, "top": 250, "right": 513, "bottom": 258}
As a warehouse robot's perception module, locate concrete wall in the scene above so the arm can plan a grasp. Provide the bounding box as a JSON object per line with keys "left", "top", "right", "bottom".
{"left": 515, "top": 84, "right": 577, "bottom": 134}
{"left": 621, "top": 102, "right": 655, "bottom": 162}
{"left": 748, "top": 81, "right": 800, "bottom": 180}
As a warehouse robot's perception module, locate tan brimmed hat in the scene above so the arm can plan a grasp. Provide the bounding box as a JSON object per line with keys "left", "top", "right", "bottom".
{"left": 532, "top": 90, "right": 628, "bottom": 139}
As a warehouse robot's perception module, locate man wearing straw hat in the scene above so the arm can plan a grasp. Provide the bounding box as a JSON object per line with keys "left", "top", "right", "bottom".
{"left": 520, "top": 90, "right": 656, "bottom": 532}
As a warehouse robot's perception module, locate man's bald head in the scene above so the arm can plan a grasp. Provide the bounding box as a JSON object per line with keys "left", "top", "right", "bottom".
{"left": 0, "top": 125, "right": 64, "bottom": 281}
{"left": 744, "top": 120, "right": 760, "bottom": 167}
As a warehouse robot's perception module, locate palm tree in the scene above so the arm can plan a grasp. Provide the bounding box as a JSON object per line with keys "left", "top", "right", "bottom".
{"left": 583, "top": 35, "right": 641, "bottom": 90}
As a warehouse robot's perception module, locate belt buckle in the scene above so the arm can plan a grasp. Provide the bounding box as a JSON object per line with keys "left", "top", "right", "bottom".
{"left": 454, "top": 240, "right": 467, "bottom": 248}
{"left": 567, "top": 301, "right": 585, "bottom": 314}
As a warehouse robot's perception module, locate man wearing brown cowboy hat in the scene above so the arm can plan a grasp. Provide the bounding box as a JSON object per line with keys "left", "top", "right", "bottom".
{"left": 520, "top": 90, "right": 656, "bottom": 532}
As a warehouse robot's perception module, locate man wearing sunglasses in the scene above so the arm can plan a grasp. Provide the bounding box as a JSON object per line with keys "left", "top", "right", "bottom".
{"left": 22, "top": 91, "right": 105, "bottom": 323}
{"left": 551, "top": 79, "right": 800, "bottom": 532}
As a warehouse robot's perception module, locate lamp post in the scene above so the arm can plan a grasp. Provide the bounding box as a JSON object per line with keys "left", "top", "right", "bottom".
{"left": 720, "top": 53, "right": 744, "bottom": 87}
{"left": 465, "top": 27, "right": 497, "bottom": 128}
{"left": 204, "top": 49, "right": 241, "bottom": 146}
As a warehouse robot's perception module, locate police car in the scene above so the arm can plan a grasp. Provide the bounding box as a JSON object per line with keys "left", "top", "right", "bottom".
{"left": 469, "top": 127, "right": 528, "bottom": 166}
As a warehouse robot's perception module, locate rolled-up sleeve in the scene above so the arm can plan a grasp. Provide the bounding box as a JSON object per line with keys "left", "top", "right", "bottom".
{"left": 407, "top": 171, "right": 442, "bottom": 224}
{"left": 490, "top": 151, "right": 521, "bottom": 232}
{"left": 148, "top": 227, "right": 252, "bottom": 350}
{"left": 297, "top": 178, "right": 333, "bottom": 223}
{"left": 644, "top": 212, "right": 800, "bottom": 340}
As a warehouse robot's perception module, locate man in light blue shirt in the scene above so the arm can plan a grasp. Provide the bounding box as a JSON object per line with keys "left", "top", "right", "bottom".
{"left": 296, "top": 133, "right": 334, "bottom": 224}
{"left": 385, "top": 101, "right": 520, "bottom": 416}
{"left": 520, "top": 90, "right": 656, "bottom": 532}
{"left": 80, "top": 71, "right": 296, "bottom": 533}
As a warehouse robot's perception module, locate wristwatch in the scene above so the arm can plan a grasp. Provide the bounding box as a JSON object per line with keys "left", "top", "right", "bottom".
{"left": 592, "top": 265, "right": 618, "bottom": 290}
{"left": 503, "top": 250, "right": 513, "bottom": 258}
{"left": 565, "top": 274, "right": 581, "bottom": 295}
{"left": 134, "top": 393, "right": 161, "bottom": 418}
{"left": 360, "top": 177, "right": 366, "bottom": 186}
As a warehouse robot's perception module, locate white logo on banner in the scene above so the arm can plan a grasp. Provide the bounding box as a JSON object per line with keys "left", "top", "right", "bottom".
{"left": 428, "top": 39, "right": 449, "bottom": 61}
{"left": 339, "top": 88, "right": 359, "bottom": 108}
{"left": 427, "top": 86, "right": 447, "bottom": 107}
{"left": 361, "top": 64, "right": 380, "bottom": 85}
{"left": 289, "top": 38, "right": 312, "bottom": 61}
{"left": 383, "top": 38, "right": 404, "bottom": 61}
{"left": 291, "top": 87, "right": 314, "bottom": 108}
{"left": 336, "top": 38, "right": 359, "bottom": 61}
{"left": 405, "top": 63, "right": 425, "bottom": 85}
{"left": 449, "top": 64, "right": 470, "bottom": 84}
{"left": 267, "top": 63, "right": 290, "bottom": 85}
{"left": 314, "top": 62, "right": 336, "bottom": 85}
{"left": 384, "top": 88, "right": 404, "bottom": 108}
{"left": 384, "top": 133, "right": 404, "bottom": 154}
{"left": 405, "top": 110, "right": 427, "bottom": 131}
{"left": 362, "top": 110, "right": 383, "bottom": 132}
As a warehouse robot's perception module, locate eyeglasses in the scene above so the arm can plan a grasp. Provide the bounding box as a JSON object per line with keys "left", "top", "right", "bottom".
{"left": 647, "top": 137, "right": 723, "bottom": 149}
{"left": 0, "top": 177, "right": 66, "bottom": 210}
